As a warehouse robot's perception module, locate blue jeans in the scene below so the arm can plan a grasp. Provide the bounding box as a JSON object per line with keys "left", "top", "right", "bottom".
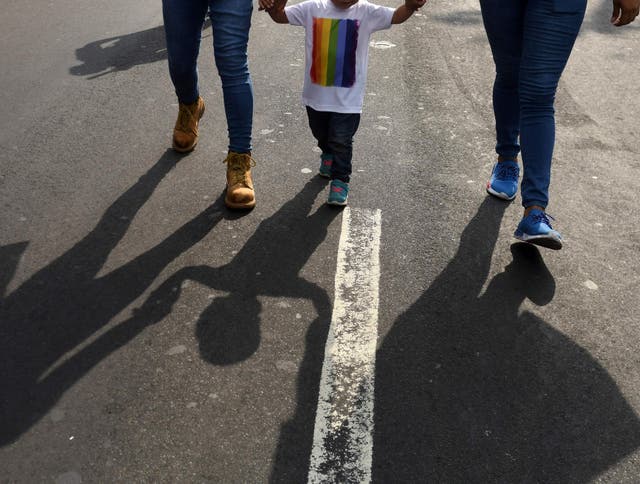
{"left": 480, "top": 0, "right": 586, "bottom": 208}
{"left": 306, "top": 107, "right": 361, "bottom": 183}
{"left": 162, "top": 0, "right": 253, "bottom": 154}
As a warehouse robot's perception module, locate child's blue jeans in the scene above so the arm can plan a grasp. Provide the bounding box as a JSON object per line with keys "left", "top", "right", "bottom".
{"left": 306, "top": 107, "right": 361, "bottom": 183}
{"left": 480, "top": 0, "right": 586, "bottom": 208}
{"left": 162, "top": 0, "right": 253, "bottom": 154}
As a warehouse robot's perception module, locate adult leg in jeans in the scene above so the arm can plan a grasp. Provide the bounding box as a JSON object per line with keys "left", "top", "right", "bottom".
{"left": 519, "top": 0, "right": 586, "bottom": 210}
{"left": 480, "top": 0, "right": 525, "bottom": 165}
{"left": 162, "top": 0, "right": 208, "bottom": 105}
{"left": 209, "top": 0, "right": 254, "bottom": 155}
{"left": 209, "top": 0, "right": 256, "bottom": 209}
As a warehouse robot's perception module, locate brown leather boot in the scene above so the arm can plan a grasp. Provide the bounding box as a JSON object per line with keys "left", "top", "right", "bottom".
{"left": 224, "top": 152, "right": 256, "bottom": 210}
{"left": 172, "top": 96, "right": 205, "bottom": 153}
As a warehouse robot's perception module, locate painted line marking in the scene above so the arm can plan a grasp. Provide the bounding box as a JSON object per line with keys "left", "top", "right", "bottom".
{"left": 308, "top": 207, "right": 382, "bottom": 484}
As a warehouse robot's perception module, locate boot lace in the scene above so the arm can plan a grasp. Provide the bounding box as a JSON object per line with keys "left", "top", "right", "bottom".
{"left": 176, "top": 103, "right": 196, "bottom": 134}
{"left": 224, "top": 154, "right": 256, "bottom": 186}
{"left": 531, "top": 211, "right": 555, "bottom": 227}
{"left": 497, "top": 164, "right": 519, "bottom": 181}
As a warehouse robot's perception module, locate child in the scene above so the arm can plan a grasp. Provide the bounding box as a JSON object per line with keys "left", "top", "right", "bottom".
{"left": 260, "top": 0, "right": 426, "bottom": 205}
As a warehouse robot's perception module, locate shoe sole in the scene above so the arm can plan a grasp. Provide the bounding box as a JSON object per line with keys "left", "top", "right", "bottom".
{"left": 172, "top": 103, "right": 205, "bottom": 153}
{"left": 514, "top": 232, "right": 563, "bottom": 250}
{"left": 327, "top": 199, "right": 348, "bottom": 206}
{"left": 486, "top": 184, "right": 516, "bottom": 201}
{"left": 172, "top": 138, "right": 198, "bottom": 153}
{"left": 318, "top": 171, "right": 331, "bottom": 178}
{"left": 225, "top": 197, "right": 256, "bottom": 210}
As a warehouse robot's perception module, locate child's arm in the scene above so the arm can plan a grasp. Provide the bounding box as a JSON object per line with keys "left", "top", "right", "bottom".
{"left": 259, "top": 0, "right": 290, "bottom": 24}
{"left": 392, "top": 0, "right": 427, "bottom": 24}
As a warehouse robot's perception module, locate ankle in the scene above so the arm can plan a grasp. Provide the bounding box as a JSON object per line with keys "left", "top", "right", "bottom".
{"left": 498, "top": 156, "right": 518, "bottom": 163}
{"left": 524, "top": 205, "right": 545, "bottom": 217}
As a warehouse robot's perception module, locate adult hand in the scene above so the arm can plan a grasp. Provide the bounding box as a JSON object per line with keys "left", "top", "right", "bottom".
{"left": 611, "top": 0, "right": 640, "bottom": 26}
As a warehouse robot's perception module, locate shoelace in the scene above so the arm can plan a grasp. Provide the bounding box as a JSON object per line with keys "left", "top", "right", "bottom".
{"left": 497, "top": 164, "right": 519, "bottom": 181}
{"left": 177, "top": 104, "right": 197, "bottom": 133}
{"left": 530, "top": 211, "right": 555, "bottom": 228}
{"left": 225, "top": 155, "right": 256, "bottom": 186}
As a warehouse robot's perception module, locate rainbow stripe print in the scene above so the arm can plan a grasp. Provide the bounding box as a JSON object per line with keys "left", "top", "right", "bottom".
{"left": 311, "top": 17, "right": 359, "bottom": 88}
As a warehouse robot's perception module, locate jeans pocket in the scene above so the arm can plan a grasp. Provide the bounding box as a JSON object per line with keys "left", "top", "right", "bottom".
{"left": 551, "top": 0, "right": 587, "bottom": 13}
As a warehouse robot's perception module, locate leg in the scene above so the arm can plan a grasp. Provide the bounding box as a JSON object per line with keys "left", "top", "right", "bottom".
{"left": 480, "top": 0, "right": 526, "bottom": 162}
{"left": 307, "top": 107, "right": 334, "bottom": 177}
{"left": 519, "top": 0, "right": 586, "bottom": 209}
{"left": 209, "top": 0, "right": 254, "bottom": 154}
{"left": 306, "top": 106, "right": 331, "bottom": 155}
{"left": 162, "top": 0, "right": 209, "bottom": 104}
{"left": 327, "top": 113, "right": 360, "bottom": 183}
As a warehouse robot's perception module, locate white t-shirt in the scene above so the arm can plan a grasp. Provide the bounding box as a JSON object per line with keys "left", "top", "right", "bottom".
{"left": 285, "top": 0, "right": 395, "bottom": 113}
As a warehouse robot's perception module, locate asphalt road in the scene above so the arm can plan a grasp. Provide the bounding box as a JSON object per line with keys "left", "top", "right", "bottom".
{"left": 1, "top": 0, "right": 640, "bottom": 482}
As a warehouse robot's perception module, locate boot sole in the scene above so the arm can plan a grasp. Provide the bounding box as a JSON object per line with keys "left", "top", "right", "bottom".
{"left": 225, "top": 197, "right": 256, "bottom": 210}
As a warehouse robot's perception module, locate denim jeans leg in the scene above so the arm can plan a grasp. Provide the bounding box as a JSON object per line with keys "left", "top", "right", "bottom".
{"left": 519, "top": 0, "right": 586, "bottom": 208}
{"left": 306, "top": 106, "right": 331, "bottom": 155}
{"left": 327, "top": 113, "right": 361, "bottom": 183}
{"left": 162, "top": 0, "right": 209, "bottom": 105}
{"left": 480, "top": 0, "right": 525, "bottom": 161}
{"left": 209, "top": 0, "right": 254, "bottom": 154}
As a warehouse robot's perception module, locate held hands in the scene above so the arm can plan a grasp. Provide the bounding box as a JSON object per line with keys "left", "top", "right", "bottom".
{"left": 258, "top": 0, "right": 285, "bottom": 11}
{"left": 611, "top": 0, "right": 640, "bottom": 26}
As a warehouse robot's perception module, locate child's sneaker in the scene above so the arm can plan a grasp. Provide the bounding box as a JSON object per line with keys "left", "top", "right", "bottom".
{"left": 514, "top": 209, "right": 563, "bottom": 250}
{"left": 319, "top": 154, "right": 332, "bottom": 178}
{"left": 486, "top": 160, "right": 519, "bottom": 201}
{"left": 327, "top": 180, "right": 349, "bottom": 206}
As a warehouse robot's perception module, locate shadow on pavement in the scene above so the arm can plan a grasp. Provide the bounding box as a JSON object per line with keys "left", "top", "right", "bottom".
{"left": 0, "top": 149, "right": 234, "bottom": 445}
{"left": 372, "top": 197, "right": 640, "bottom": 482}
{"left": 69, "top": 20, "right": 211, "bottom": 79}
{"left": 133, "top": 176, "right": 337, "bottom": 365}
{"left": 126, "top": 177, "right": 338, "bottom": 482}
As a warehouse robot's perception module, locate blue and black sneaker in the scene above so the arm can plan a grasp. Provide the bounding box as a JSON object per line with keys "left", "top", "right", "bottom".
{"left": 514, "top": 209, "right": 563, "bottom": 250}
{"left": 327, "top": 179, "right": 349, "bottom": 206}
{"left": 487, "top": 160, "right": 519, "bottom": 201}
{"left": 318, "top": 154, "right": 332, "bottom": 178}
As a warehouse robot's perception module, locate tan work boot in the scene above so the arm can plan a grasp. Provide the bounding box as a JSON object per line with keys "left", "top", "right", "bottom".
{"left": 172, "top": 96, "right": 205, "bottom": 153}
{"left": 224, "top": 152, "right": 256, "bottom": 210}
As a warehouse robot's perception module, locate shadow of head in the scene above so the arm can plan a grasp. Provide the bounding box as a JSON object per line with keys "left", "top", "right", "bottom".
{"left": 69, "top": 20, "right": 211, "bottom": 78}
{"left": 196, "top": 292, "right": 261, "bottom": 365}
{"left": 503, "top": 242, "right": 556, "bottom": 306}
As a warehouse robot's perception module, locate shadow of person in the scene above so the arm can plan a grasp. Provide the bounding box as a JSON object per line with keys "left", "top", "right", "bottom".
{"left": 69, "top": 20, "right": 211, "bottom": 79}
{"left": 133, "top": 176, "right": 338, "bottom": 365}
{"left": 123, "top": 177, "right": 338, "bottom": 481}
{"left": 0, "top": 150, "right": 230, "bottom": 446}
{"left": 373, "top": 198, "right": 640, "bottom": 482}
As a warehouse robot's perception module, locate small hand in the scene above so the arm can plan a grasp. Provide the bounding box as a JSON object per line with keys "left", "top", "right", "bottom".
{"left": 258, "top": 0, "right": 275, "bottom": 11}
{"left": 611, "top": 0, "right": 640, "bottom": 26}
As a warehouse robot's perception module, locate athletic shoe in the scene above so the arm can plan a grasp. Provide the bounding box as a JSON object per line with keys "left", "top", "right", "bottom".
{"left": 318, "top": 154, "right": 332, "bottom": 178}
{"left": 327, "top": 180, "right": 349, "bottom": 206}
{"left": 514, "top": 209, "right": 563, "bottom": 250}
{"left": 486, "top": 160, "right": 519, "bottom": 201}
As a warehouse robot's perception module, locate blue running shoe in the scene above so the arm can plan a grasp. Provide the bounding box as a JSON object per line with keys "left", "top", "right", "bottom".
{"left": 514, "top": 209, "right": 563, "bottom": 250}
{"left": 487, "top": 160, "right": 519, "bottom": 201}
{"left": 327, "top": 179, "right": 349, "bottom": 206}
{"left": 318, "top": 154, "right": 332, "bottom": 178}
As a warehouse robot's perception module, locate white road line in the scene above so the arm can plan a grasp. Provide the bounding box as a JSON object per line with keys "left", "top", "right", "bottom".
{"left": 308, "top": 207, "right": 382, "bottom": 484}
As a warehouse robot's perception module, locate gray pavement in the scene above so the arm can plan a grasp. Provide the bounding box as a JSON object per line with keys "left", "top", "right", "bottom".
{"left": 1, "top": 0, "right": 640, "bottom": 482}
